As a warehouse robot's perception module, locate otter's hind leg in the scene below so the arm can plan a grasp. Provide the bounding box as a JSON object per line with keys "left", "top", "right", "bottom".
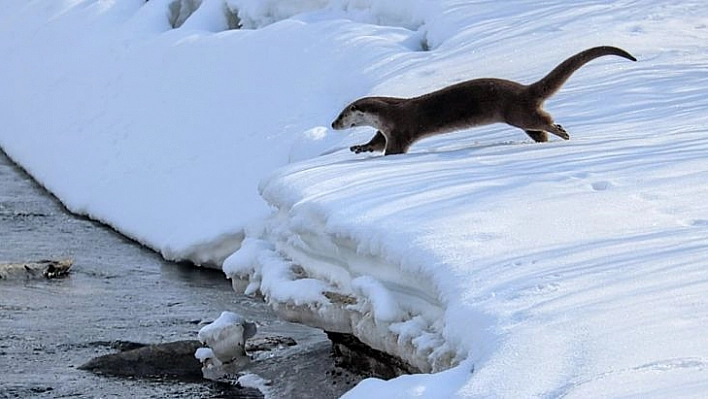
{"left": 547, "top": 124, "right": 569, "bottom": 140}
{"left": 523, "top": 109, "right": 570, "bottom": 140}
{"left": 351, "top": 131, "right": 386, "bottom": 154}
{"left": 524, "top": 130, "right": 549, "bottom": 143}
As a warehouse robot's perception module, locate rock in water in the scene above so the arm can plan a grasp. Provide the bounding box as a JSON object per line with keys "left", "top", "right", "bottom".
{"left": 79, "top": 340, "right": 204, "bottom": 381}
{"left": 198, "top": 311, "right": 257, "bottom": 364}
{"left": 79, "top": 335, "right": 297, "bottom": 381}
{"left": 327, "top": 331, "right": 421, "bottom": 379}
{"left": 0, "top": 259, "right": 72, "bottom": 280}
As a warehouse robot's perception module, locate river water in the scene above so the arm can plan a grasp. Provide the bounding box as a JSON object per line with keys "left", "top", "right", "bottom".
{"left": 0, "top": 149, "right": 359, "bottom": 398}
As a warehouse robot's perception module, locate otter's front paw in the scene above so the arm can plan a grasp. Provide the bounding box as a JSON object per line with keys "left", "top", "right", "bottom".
{"left": 350, "top": 144, "right": 374, "bottom": 154}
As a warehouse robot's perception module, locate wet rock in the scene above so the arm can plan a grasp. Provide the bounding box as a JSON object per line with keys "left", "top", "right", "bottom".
{"left": 198, "top": 311, "right": 257, "bottom": 364}
{"left": 78, "top": 334, "right": 366, "bottom": 398}
{"left": 0, "top": 259, "right": 72, "bottom": 280}
{"left": 248, "top": 335, "right": 296, "bottom": 352}
{"left": 79, "top": 335, "right": 299, "bottom": 382}
{"left": 326, "top": 331, "right": 421, "bottom": 379}
{"left": 245, "top": 340, "right": 363, "bottom": 399}
{"left": 79, "top": 340, "right": 204, "bottom": 381}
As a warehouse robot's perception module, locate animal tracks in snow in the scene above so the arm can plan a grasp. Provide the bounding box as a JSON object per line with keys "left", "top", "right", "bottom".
{"left": 564, "top": 172, "right": 616, "bottom": 192}
{"left": 590, "top": 180, "right": 612, "bottom": 191}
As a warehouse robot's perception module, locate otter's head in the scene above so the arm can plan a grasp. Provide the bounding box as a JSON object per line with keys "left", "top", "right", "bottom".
{"left": 331, "top": 99, "right": 385, "bottom": 131}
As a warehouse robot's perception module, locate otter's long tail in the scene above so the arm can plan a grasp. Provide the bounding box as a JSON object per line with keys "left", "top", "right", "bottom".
{"left": 526, "top": 46, "right": 636, "bottom": 101}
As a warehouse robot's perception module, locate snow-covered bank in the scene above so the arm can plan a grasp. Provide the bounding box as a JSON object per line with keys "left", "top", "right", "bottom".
{"left": 0, "top": 0, "right": 424, "bottom": 265}
{"left": 230, "top": 126, "right": 708, "bottom": 397}
{"left": 225, "top": 1, "right": 708, "bottom": 397}
{"left": 2, "top": 0, "right": 708, "bottom": 397}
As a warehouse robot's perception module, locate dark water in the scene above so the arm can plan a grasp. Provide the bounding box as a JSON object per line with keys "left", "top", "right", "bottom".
{"left": 0, "top": 149, "right": 358, "bottom": 398}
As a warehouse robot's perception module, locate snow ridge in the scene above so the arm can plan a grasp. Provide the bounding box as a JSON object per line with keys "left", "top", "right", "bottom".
{"left": 224, "top": 205, "right": 464, "bottom": 373}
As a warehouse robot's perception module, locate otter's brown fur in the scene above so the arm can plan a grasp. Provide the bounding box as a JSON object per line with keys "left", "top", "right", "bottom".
{"left": 331, "top": 46, "right": 636, "bottom": 155}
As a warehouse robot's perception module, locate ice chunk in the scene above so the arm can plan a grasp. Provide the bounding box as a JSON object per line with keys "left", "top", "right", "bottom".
{"left": 198, "top": 311, "right": 257, "bottom": 364}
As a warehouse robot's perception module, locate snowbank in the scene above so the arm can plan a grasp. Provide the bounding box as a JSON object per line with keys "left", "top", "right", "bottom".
{"left": 2, "top": 0, "right": 708, "bottom": 397}
{"left": 230, "top": 125, "right": 708, "bottom": 396}
{"left": 0, "top": 0, "right": 424, "bottom": 265}
{"left": 225, "top": 1, "right": 708, "bottom": 397}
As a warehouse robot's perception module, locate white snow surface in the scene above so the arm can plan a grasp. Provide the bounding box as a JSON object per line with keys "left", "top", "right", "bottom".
{"left": 198, "top": 310, "right": 256, "bottom": 363}
{"left": 2, "top": 0, "right": 708, "bottom": 397}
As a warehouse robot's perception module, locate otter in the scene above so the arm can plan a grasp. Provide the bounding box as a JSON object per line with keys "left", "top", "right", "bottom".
{"left": 331, "top": 46, "right": 636, "bottom": 155}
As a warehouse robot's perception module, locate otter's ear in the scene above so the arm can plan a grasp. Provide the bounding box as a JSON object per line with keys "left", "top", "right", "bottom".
{"left": 350, "top": 104, "right": 359, "bottom": 112}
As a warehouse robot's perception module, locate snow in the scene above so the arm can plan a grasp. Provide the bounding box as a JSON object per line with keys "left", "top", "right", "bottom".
{"left": 194, "top": 346, "right": 217, "bottom": 364}
{"left": 2, "top": 0, "right": 708, "bottom": 398}
{"left": 198, "top": 311, "right": 256, "bottom": 363}
{"left": 236, "top": 373, "right": 274, "bottom": 397}
{"left": 197, "top": 311, "right": 256, "bottom": 379}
